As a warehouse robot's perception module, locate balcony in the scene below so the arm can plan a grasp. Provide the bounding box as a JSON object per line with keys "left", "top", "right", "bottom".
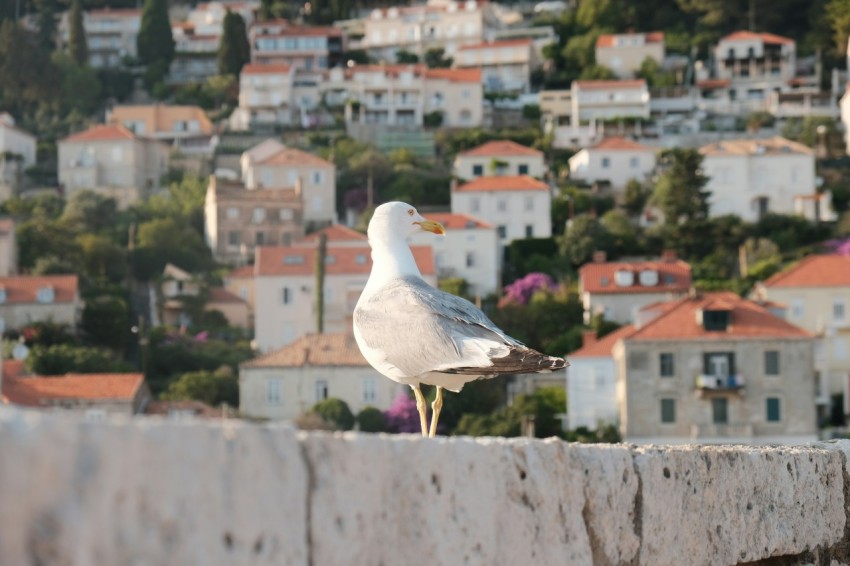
{"left": 690, "top": 423, "right": 754, "bottom": 439}
{"left": 695, "top": 374, "right": 745, "bottom": 394}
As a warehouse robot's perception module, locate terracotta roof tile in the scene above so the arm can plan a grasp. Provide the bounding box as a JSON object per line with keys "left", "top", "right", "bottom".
{"left": 298, "top": 224, "right": 368, "bottom": 243}
{"left": 595, "top": 31, "right": 664, "bottom": 48}
{"left": 628, "top": 292, "right": 811, "bottom": 341}
{"left": 242, "top": 333, "right": 368, "bottom": 367}
{"left": 569, "top": 325, "right": 635, "bottom": 358}
{"left": 255, "top": 25, "right": 341, "bottom": 38}
{"left": 257, "top": 146, "right": 333, "bottom": 167}
{"left": 459, "top": 139, "right": 543, "bottom": 158}
{"left": 699, "top": 136, "right": 813, "bottom": 157}
{"left": 241, "top": 63, "right": 293, "bottom": 75}
{"left": 109, "top": 105, "right": 213, "bottom": 136}
{"left": 421, "top": 212, "right": 493, "bottom": 230}
{"left": 255, "top": 244, "right": 435, "bottom": 276}
{"left": 579, "top": 259, "right": 691, "bottom": 295}
{"left": 62, "top": 124, "right": 137, "bottom": 143}
{"left": 208, "top": 287, "right": 245, "bottom": 303}
{"left": 2, "top": 373, "right": 145, "bottom": 407}
{"left": 226, "top": 265, "right": 256, "bottom": 278}
{"left": 574, "top": 79, "right": 647, "bottom": 90}
{"left": 720, "top": 31, "right": 794, "bottom": 46}
{"left": 696, "top": 79, "right": 731, "bottom": 89}
{"left": 590, "top": 137, "right": 655, "bottom": 152}
{"left": 423, "top": 67, "right": 482, "bottom": 83}
{"left": 0, "top": 218, "right": 13, "bottom": 233}
{"left": 455, "top": 175, "right": 549, "bottom": 193}
{"left": 762, "top": 254, "right": 850, "bottom": 288}
{"left": 0, "top": 275, "right": 79, "bottom": 304}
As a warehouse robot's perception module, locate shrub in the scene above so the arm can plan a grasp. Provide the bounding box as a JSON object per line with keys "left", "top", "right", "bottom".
{"left": 312, "top": 398, "right": 355, "bottom": 431}
{"left": 357, "top": 406, "right": 386, "bottom": 433}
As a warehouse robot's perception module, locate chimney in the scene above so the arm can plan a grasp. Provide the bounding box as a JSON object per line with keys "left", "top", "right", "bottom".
{"left": 592, "top": 250, "right": 607, "bottom": 263}
{"left": 661, "top": 249, "right": 677, "bottom": 262}
{"left": 582, "top": 330, "right": 598, "bottom": 347}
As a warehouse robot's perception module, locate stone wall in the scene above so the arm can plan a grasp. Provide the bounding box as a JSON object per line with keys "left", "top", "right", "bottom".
{"left": 2, "top": 407, "right": 850, "bottom": 565}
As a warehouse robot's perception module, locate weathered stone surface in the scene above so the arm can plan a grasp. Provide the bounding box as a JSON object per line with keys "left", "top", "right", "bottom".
{"left": 0, "top": 409, "right": 308, "bottom": 566}
{"left": 634, "top": 444, "right": 845, "bottom": 566}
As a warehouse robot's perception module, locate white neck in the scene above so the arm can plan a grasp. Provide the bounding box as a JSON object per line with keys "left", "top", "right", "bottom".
{"left": 366, "top": 235, "right": 421, "bottom": 288}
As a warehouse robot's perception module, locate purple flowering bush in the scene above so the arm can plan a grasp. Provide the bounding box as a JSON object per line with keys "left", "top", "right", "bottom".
{"left": 501, "top": 272, "right": 556, "bottom": 306}
{"left": 384, "top": 392, "right": 421, "bottom": 433}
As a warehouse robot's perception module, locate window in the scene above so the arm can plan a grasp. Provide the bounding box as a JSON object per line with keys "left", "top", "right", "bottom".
{"left": 660, "top": 398, "right": 676, "bottom": 423}
{"left": 312, "top": 170, "right": 323, "bottom": 184}
{"left": 703, "top": 352, "right": 735, "bottom": 378}
{"left": 766, "top": 397, "right": 781, "bottom": 422}
{"left": 255, "top": 231, "right": 265, "bottom": 245}
{"left": 601, "top": 157, "right": 611, "bottom": 169}
{"left": 36, "top": 287, "right": 54, "bottom": 303}
{"left": 362, "top": 378, "right": 376, "bottom": 403}
{"left": 228, "top": 231, "right": 240, "bottom": 246}
{"left": 518, "top": 164, "right": 529, "bottom": 175}
{"left": 764, "top": 350, "right": 780, "bottom": 375}
{"left": 465, "top": 252, "right": 475, "bottom": 267}
{"left": 791, "top": 298, "right": 804, "bottom": 319}
{"left": 497, "top": 199, "right": 507, "bottom": 212}
{"left": 280, "top": 208, "right": 294, "bottom": 221}
{"left": 497, "top": 225, "right": 507, "bottom": 239}
{"left": 315, "top": 380, "right": 329, "bottom": 402}
{"left": 525, "top": 225, "right": 533, "bottom": 237}
{"left": 471, "top": 197, "right": 480, "bottom": 212}
{"left": 252, "top": 207, "right": 266, "bottom": 223}
{"left": 472, "top": 164, "right": 483, "bottom": 176}
{"left": 524, "top": 196, "right": 534, "bottom": 211}
{"left": 834, "top": 300, "right": 846, "bottom": 321}
{"left": 282, "top": 287, "right": 291, "bottom": 304}
{"left": 355, "top": 253, "right": 367, "bottom": 265}
{"left": 266, "top": 379, "right": 282, "bottom": 404}
{"left": 659, "top": 353, "right": 674, "bottom": 377}
{"left": 712, "top": 398, "right": 728, "bottom": 424}
{"left": 629, "top": 157, "right": 639, "bottom": 168}
{"left": 702, "top": 309, "right": 730, "bottom": 331}
{"left": 226, "top": 207, "right": 239, "bottom": 219}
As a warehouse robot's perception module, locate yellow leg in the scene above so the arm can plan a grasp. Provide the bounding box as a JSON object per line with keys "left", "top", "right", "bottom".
{"left": 429, "top": 386, "right": 443, "bottom": 438}
{"left": 411, "top": 385, "right": 428, "bottom": 437}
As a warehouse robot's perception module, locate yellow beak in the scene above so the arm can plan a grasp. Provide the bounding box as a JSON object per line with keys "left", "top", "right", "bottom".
{"left": 416, "top": 219, "right": 446, "bottom": 235}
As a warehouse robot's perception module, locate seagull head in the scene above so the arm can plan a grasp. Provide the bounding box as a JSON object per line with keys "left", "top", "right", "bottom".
{"left": 369, "top": 201, "right": 446, "bottom": 241}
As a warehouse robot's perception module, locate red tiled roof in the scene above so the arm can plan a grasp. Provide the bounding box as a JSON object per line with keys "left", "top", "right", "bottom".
{"left": 422, "top": 212, "right": 493, "bottom": 230}
{"left": 257, "top": 146, "right": 333, "bottom": 167}
{"left": 256, "top": 26, "right": 341, "bottom": 38}
{"left": 0, "top": 275, "right": 79, "bottom": 304}
{"left": 242, "top": 333, "right": 368, "bottom": 367}
{"left": 574, "top": 79, "right": 646, "bottom": 90}
{"left": 0, "top": 218, "right": 13, "bottom": 233}
{"left": 87, "top": 7, "right": 141, "bottom": 16}
{"left": 696, "top": 79, "right": 730, "bottom": 89}
{"left": 256, "top": 245, "right": 435, "bottom": 276}
{"left": 579, "top": 260, "right": 691, "bottom": 295}
{"left": 720, "top": 31, "right": 794, "bottom": 46}
{"left": 226, "top": 265, "right": 255, "bottom": 279}
{"left": 569, "top": 325, "right": 635, "bottom": 358}
{"left": 241, "top": 63, "right": 292, "bottom": 75}
{"left": 628, "top": 292, "right": 811, "bottom": 341}
{"left": 459, "top": 139, "right": 543, "bottom": 158}
{"left": 298, "top": 224, "right": 368, "bottom": 243}
{"left": 458, "top": 38, "right": 533, "bottom": 51}
{"left": 2, "top": 373, "right": 145, "bottom": 406}
{"left": 62, "top": 124, "right": 137, "bottom": 143}
{"left": 590, "top": 137, "right": 654, "bottom": 152}
{"left": 208, "top": 287, "right": 244, "bottom": 303}
{"left": 424, "top": 67, "right": 482, "bottom": 83}
{"left": 762, "top": 254, "right": 850, "bottom": 288}
{"left": 455, "top": 175, "right": 549, "bottom": 193}
{"left": 596, "top": 31, "right": 664, "bottom": 48}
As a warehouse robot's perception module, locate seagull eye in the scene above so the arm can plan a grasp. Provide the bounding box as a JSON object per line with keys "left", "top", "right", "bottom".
{"left": 407, "top": 209, "right": 414, "bottom": 216}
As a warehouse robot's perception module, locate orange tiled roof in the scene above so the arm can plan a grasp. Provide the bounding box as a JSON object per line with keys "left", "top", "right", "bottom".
{"left": 62, "top": 124, "right": 137, "bottom": 143}
{"left": 242, "top": 333, "right": 368, "bottom": 368}
{"left": 696, "top": 79, "right": 730, "bottom": 89}
{"left": 595, "top": 31, "right": 664, "bottom": 48}
{"left": 422, "top": 212, "right": 493, "bottom": 230}
{"left": 459, "top": 139, "right": 543, "bottom": 158}
{"left": 2, "top": 373, "right": 145, "bottom": 407}
{"left": 241, "top": 63, "right": 293, "bottom": 75}
{"left": 255, "top": 244, "right": 435, "bottom": 276}
{"left": 590, "top": 137, "right": 654, "bottom": 152}
{"left": 109, "top": 105, "right": 213, "bottom": 136}
{"left": 0, "top": 218, "right": 13, "bottom": 233}
{"left": 458, "top": 38, "right": 533, "bottom": 51}
{"left": 298, "top": 224, "right": 368, "bottom": 243}
{"left": 226, "top": 265, "right": 255, "bottom": 279}
{"left": 720, "top": 30, "right": 794, "bottom": 46}
{"left": 569, "top": 325, "right": 636, "bottom": 358}
{"left": 628, "top": 292, "right": 811, "bottom": 341}
{"left": 579, "top": 259, "right": 691, "bottom": 295}
{"left": 256, "top": 25, "right": 341, "bottom": 38}
{"left": 574, "top": 79, "right": 646, "bottom": 90}
{"left": 424, "top": 67, "right": 482, "bottom": 83}
{"left": 208, "top": 287, "right": 245, "bottom": 303}
{"left": 0, "top": 275, "right": 79, "bottom": 304}
{"left": 257, "top": 146, "right": 333, "bottom": 168}
{"left": 763, "top": 254, "right": 850, "bottom": 288}
{"left": 455, "top": 175, "right": 550, "bottom": 193}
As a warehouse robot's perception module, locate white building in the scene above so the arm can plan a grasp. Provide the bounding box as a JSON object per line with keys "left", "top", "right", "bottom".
{"left": 567, "top": 137, "right": 656, "bottom": 190}
{"left": 0, "top": 113, "right": 36, "bottom": 199}
{"left": 595, "top": 32, "right": 665, "bottom": 79}
{"left": 699, "top": 136, "right": 835, "bottom": 222}
{"left": 713, "top": 31, "right": 800, "bottom": 104}
{"left": 451, "top": 175, "right": 551, "bottom": 244}
{"left": 0, "top": 219, "right": 17, "bottom": 277}
{"left": 230, "top": 64, "right": 297, "bottom": 130}
{"left": 454, "top": 38, "right": 540, "bottom": 93}
{"left": 408, "top": 212, "right": 500, "bottom": 297}
{"left": 253, "top": 238, "right": 436, "bottom": 352}
{"left": 250, "top": 21, "right": 344, "bottom": 70}
{"left": 108, "top": 104, "right": 216, "bottom": 156}
{"left": 59, "top": 7, "right": 141, "bottom": 68}
{"left": 239, "top": 332, "right": 405, "bottom": 421}
{"left": 453, "top": 139, "right": 546, "bottom": 180}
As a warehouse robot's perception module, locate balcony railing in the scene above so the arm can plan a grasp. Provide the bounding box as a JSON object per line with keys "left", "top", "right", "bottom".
{"left": 695, "top": 374, "right": 745, "bottom": 391}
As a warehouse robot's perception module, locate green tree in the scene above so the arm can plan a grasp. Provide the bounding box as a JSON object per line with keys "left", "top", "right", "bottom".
{"left": 26, "top": 344, "right": 130, "bottom": 374}
{"left": 623, "top": 179, "right": 651, "bottom": 216}
{"left": 160, "top": 367, "right": 239, "bottom": 406}
{"left": 82, "top": 295, "right": 131, "bottom": 352}
{"left": 53, "top": 53, "right": 102, "bottom": 115}
{"left": 424, "top": 47, "right": 453, "bottom": 68}
{"left": 636, "top": 56, "right": 677, "bottom": 87}
{"left": 133, "top": 217, "right": 213, "bottom": 280}
{"left": 579, "top": 64, "right": 617, "bottom": 80}
{"left": 652, "top": 148, "right": 711, "bottom": 225}
{"left": 61, "top": 190, "right": 118, "bottom": 234}
{"left": 0, "top": 21, "right": 60, "bottom": 116}
{"left": 396, "top": 49, "right": 419, "bottom": 63}
{"left": 67, "top": 0, "right": 88, "bottom": 65}
{"left": 217, "top": 10, "right": 250, "bottom": 76}
{"left": 600, "top": 209, "right": 642, "bottom": 255}
{"left": 77, "top": 234, "right": 128, "bottom": 283}
{"left": 16, "top": 217, "right": 81, "bottom": 271}
{"left": 137, "top": 0, "right": 175, "bottom": 80}
{"left": 558, "top": 214, "right": 613, "bottom": 265}
{"left": 826, "top": 0, "right": 850, "bottom": 54}
{"left": 357, "top": 406, "right": 386, "bottom": 432}
{"left": 35, "top": 0, "right": 58, "bottom": 51}
{"left": 312, "top": 398, "right": 355, "bottom": 430}
{"left": 438, "top": 277, "right": 469, "bottom": 299}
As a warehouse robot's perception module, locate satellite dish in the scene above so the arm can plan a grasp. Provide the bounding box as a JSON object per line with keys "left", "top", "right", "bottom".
{"left": 12, "top": 343, "right": 29, "bottom": 361}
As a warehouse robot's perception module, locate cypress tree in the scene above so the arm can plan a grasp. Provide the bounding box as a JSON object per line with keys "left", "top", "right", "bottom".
{"left": 137, "top": 0, "right": 174, "bottom": 68}
{"left": 68, "top": 0, "right": 87, "bottom": 65}
{"left": 217, "top": 10, "right": 250, "bottom": 76}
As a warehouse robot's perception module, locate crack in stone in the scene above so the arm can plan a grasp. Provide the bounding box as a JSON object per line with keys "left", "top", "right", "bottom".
{"left": 298, "top": 434, "right": 317, "bottom": 566}
{"left": 629, "top": 451, "right": 644, "bottom": 566}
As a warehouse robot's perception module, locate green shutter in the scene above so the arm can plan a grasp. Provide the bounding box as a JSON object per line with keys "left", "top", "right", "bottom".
{"left": 766, "top": 398, "right": 781, "bottom": 422}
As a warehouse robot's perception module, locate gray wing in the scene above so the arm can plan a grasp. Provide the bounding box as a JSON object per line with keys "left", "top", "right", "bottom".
{"left": 354, "top": 276, "right": 564, "bottom": 378}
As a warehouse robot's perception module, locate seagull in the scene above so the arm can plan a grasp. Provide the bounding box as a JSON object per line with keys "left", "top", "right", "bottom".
{"left": 353, "top": 202, "right": 567, "bottom": 438}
